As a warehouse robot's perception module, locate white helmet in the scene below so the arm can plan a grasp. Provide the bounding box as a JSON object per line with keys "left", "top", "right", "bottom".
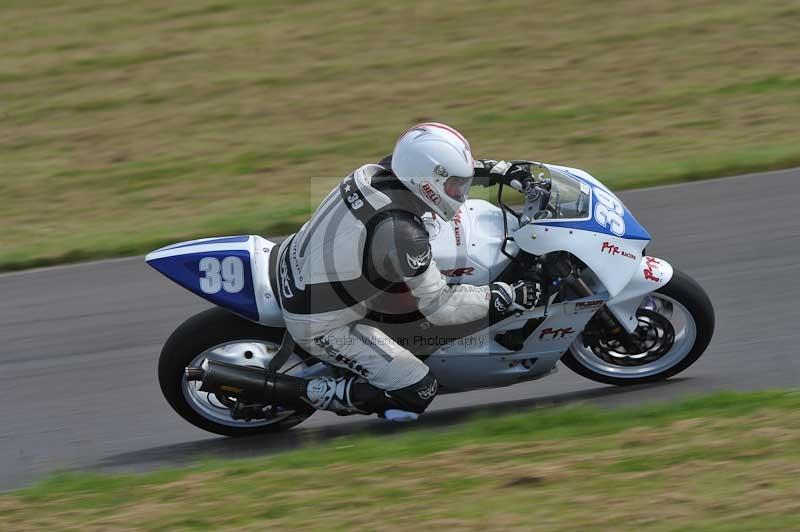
{"left": 391, "top": 122, "right": 474, "bottom": 221}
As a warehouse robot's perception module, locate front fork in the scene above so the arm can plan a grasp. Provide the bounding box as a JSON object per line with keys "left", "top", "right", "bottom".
{"left": 566, "top": 276, "right": 644, "bottom": 353}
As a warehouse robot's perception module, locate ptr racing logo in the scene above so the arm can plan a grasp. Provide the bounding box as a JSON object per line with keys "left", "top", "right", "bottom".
{"left": 644, "top": 256, "right": 662, "bottom": 282}
{"left": 600, "top": 241, "right": 636, "bottom": 260}
{"left": 419, "top": 181, "right": 441, "bottom": 205}
{"left": 452, "top": 209, "right": 463, "bottom": 246}
{"left": 538, "top": 327, "right": 575, "bottom": 340}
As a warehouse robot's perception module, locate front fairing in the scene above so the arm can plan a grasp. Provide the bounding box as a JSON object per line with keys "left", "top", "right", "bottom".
{"left": 515, "top": 164, "right": 651, "bottom": 297}
{"left": 530, "top": 164, "right": 651, "bottom": 241}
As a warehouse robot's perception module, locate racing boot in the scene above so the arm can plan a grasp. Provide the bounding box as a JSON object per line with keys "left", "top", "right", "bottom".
{"left": 304, "top": 376, "right": 369, "bottom": 415}
{"left": 304, "top": 371, "right": 438, "bottom": 421}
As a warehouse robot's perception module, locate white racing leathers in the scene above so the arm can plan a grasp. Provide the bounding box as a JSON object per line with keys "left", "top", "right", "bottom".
{"left": 277, "top": 164, "right": 492, "bottom": 415}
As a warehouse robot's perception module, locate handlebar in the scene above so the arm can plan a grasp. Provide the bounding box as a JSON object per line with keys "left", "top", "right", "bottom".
{"left": 495, "top": 162, "right": 552, "bottom": 215}
{"left": 493, "top": 161, "right": 558, "bottom": 261}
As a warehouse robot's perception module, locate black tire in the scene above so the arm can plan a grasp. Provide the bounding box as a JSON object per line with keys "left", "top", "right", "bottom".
{"left": 158, "top": 307, "right": 315, "bottom": 437}
{"left": 561, "top": 269, "right": 715, "bottom": 386}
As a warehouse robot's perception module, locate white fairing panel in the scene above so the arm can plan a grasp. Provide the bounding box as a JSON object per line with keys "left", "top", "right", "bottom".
{"left": 427, "top": 199, "right": 519, "bottom": 284}
{"left": 605, "top": 256, "right": 674, "bottom": 333}
{"left": 250, "top": 236, "right": 286, "bottom": 326}
{"left": 514, "top": 223, "right": 648, "bottom": 297}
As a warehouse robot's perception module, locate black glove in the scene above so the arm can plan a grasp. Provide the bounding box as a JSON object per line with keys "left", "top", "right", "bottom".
{"left": 473, "top": 160, "right": 532, "bottom": 187}
{"left": 490, "top": 280, "right": 541, "bottom": 319}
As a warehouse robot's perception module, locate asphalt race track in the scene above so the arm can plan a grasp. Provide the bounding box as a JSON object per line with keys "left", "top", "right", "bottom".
{"left": 2, "top": 168, "right": 799, "bottom": 491}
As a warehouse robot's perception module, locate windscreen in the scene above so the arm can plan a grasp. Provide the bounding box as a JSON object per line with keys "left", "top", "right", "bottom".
{"left": 540, "top": 168, "right": 591, "bottom": 220}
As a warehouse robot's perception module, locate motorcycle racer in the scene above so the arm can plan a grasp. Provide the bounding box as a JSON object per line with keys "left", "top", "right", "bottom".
{"left": 276, "top": 123, "right": 541, "bottom": 420}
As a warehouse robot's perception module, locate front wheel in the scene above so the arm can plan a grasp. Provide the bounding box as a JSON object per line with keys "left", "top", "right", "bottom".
{"left": 158, "top": 307, "right": 316, "bottom": 437}
{"left": 562, "top": 269, "right": 714, "bottom": 386}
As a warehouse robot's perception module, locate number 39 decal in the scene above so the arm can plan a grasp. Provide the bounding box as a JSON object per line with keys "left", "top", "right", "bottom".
{"left": 593, "top": 187, "right": 626, "bottom": 236}
{"left": 346, "top": 192, "right": 364, "bottom": 210}
{"left": 199, "top": 256, "right": 245, "bottom": 294}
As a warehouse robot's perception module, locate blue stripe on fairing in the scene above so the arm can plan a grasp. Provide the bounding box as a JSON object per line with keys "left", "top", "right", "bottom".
{"left": 147, "top": 250, "right": 259, "bottom": 321}
{"left": 536, "top": 219, "right": 651, "bottom": 240}
{"left": 155, "top": 235, "right": 251, "bottom": 252}
{"left": 536, "top": 171, "right": 652, "bottom": 241}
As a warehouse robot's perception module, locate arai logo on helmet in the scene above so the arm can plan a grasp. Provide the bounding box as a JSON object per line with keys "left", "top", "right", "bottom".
{"left": 419, "top": 181, "right": 441, "bottom": 205}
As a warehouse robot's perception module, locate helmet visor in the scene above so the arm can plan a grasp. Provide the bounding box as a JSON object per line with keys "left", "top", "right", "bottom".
{"left": 443, "top": 175, "right": 473, "bottom": 203}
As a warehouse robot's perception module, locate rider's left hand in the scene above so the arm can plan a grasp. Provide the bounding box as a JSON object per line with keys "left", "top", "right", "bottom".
{"left": 490, "top": 280, "right": 541, "bottom": 318}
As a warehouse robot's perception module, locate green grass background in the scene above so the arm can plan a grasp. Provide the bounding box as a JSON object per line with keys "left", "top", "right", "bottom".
{"left": 3, "top": 390, "right": 800, "bottom": 530}
{"left": 2, "top": 0, "right": 799, "bottom": 270}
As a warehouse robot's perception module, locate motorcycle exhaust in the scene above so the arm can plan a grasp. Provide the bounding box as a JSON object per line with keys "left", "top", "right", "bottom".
{"left": 185, "top": 359, "right": 308, "bottom": 409}
{"left": 186, "top": 359, "right": 266, "bottom": 402}
{"left": 184, "top": 367, "right": 204, "bottom": 381}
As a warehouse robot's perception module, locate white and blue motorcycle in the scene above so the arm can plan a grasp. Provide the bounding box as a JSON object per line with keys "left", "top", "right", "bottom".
{"left": 147, "top": 163, "right": 714, "bottom": 436}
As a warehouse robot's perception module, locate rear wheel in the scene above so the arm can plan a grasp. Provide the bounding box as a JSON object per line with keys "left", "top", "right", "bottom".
{"left": 562, "top": 269, "right": 714, "bottom": 385}
{"left": 158, "top": 307, "right": 315, "bottom": 437}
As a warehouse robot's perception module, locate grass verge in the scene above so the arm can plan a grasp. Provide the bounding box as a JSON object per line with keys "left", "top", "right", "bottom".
{"left": 2, "top": 390, "right": 800, "bottom": 530}
{"left": 2, "top": 0, "right": 800, "bottom": 271}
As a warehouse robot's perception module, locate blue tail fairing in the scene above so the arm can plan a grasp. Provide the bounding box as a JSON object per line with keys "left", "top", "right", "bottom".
{"left": 146, "top": 237, "right": 260, "bottom": 321}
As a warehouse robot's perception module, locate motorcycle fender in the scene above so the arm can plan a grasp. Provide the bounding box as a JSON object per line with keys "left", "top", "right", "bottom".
{"left": 605, "top": 256, "right": 673, "bottom": 333}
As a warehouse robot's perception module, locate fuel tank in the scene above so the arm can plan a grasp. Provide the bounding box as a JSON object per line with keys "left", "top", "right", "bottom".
{"left": 426, "top": 199, "right": 519, "bottom": 285}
